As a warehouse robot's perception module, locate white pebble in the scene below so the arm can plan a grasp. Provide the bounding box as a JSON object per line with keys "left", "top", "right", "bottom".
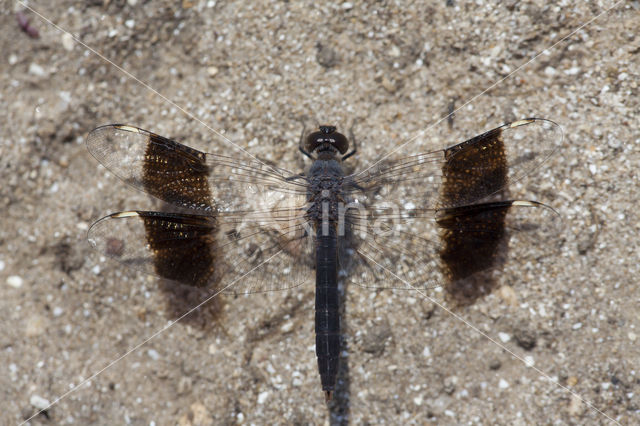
{"left": 92, "top": 265, "right": 101, "bottom": 275}
{"left": 9, "top": 54, "right": 18, "bottom": 65}
{"left": 572, "top": 322, "right": 582, "bottom": 330}
{"left": 125, "top": 19, "right": 135, "bottom": 29}
{"left": 498, "top": 332, "right": 511, "bottom": 343}
{"left": 147, "top": 349, "right": 160, "bottom": 360}
{"left": 53, "top": 307, "right": 64, "bottom": 317}
{"left": 28, "top": 63, "right": 47, "bottom": 77}
{"left": 422, "top": 346, "right": 431, "bottom": 357}
{"left": 7, "top": 275, "right": 23, "bottom": 288}
{"left": 257, "top": 391, "right": 269, "bottom": 404}
{"left": 0, "top": 259, "right": 5, "bottom": 271}
{"left": 498, "top": 378, "right": 509, "bottom": 389}
{"left": 342, "top": 2, "right": 353, "bottom": 10}
{"left": 207, "top": 66, "right": 219, "bottom": 77}
{"left": 524, "top": 355, "right": 535, "bottom": 367}
{"left": 280, "top": 321, "right": 293, "bottom": 333}
{"left": 544, "top": 66, "right": 556, "bottom": 76}
{"left": 30, "top": 394, "right": 50, "bottom": 409}
{"left": 628, "top": 332, "right": 637, "bottom": 342}
{"left": 61, "top": 33, "right": 74, "bottom": 51}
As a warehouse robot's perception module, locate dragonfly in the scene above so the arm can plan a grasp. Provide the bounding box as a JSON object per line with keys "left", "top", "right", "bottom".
{"left": 86, "top": 118, "right": 561, "bottom": 401}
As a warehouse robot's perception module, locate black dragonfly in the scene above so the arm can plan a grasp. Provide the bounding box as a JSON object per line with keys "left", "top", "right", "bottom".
{"left": 86, "top": 118, "right": 561, "bottom": 400}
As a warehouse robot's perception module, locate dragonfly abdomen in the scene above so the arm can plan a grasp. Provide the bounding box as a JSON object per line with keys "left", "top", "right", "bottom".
{"left": 314, "top": 224, "right": 340, "bottom": 401}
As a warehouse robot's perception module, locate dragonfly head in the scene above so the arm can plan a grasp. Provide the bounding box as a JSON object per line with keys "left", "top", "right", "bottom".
{"left": 305, "top": 125, "right": 349, "bottom": 156}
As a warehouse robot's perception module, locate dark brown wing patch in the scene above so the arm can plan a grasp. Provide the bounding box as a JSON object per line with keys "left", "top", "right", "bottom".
{"left": 441, "top": 126, "right": 507, "bottom": 207}
{"left": 131, "top": 211, "right": 218, "bottom": 287}
{"left": 142, "top": 132, "right": 214, "bottom": 212}
{"left": 437, "top": 202, "right": 511, "bottom": 281}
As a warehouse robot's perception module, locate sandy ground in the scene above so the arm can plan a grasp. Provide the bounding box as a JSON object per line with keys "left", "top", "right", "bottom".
{"left": 1, "top": 0, "right": 639, "bottom": 425}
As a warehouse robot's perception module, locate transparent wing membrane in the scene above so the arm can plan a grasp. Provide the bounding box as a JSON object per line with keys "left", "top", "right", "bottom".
{"left": 88, "top": 210, "right": 314, "bottom": 293}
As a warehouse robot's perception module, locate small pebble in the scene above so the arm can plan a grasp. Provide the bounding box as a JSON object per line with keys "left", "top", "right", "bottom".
{"left": 257, "top": 391, "right": 269, "bottom": 404}
{"left": 28, "top": 63, "right": 47, "bottom": 77}
{"left": 147, "top": 349, "right": 160, "bottom": 360}
{"left": 61, "top": 33, "right": 74, "bottom": 51}
{"left": 498, "top": 332, "right": 511, "bottom": 343}
{"left": 125, "top": 19, "right": 135, "bottom": 29}
{"left": 52, "top": 307, "right": 64, "bottom": 317}
{"left": 25, "top": 315, "right": 46, "bottom": 337}
{"left": 489, "top": 359, "right": 501, "bottom": 370}
{"left": 388, "top": 45, "right": 401, "bottom": 57}
{"left": 422, "top": 346, "right": 431, "bottom": 358}
{"left": 9, "top": 54, "right": 18, "bottom": 65}
{"left": 628, "top": 332, "right": 637, "bottom": 342}
{"left": 7, "top": 275, "right": 23, "bottom": 288}
{"left": 207, "top": 66, "right": 219, "bottom": 77}
{"left": 568, "top": 394, "right": 584, "bottom": 416}
{"left": 30, "top": 395, "right": 50, "bottom": 410}
{"left": 498, "top": 285, "right": 518, "bottom": 306}
{"left": 498, "top": 378, "right": 509, "bottom": 389}
{"left": 189, "top": 402, "right": 213, "bottom": 425}
{"left": 443, "top": 376, "right": 457, "bottom": 394}
{"left": 280, "top": 321, "right": 293, "bottom": 333}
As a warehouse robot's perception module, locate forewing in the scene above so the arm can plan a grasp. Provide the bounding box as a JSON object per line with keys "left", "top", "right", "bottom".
{"left": 88, "top": 209, "right": 315, "bottom": 294}
{"left": 86, "top": 124, "right": 307, "bottom": 213}
{"left": 348, "top": 118, "right": 562, "bottom": 210}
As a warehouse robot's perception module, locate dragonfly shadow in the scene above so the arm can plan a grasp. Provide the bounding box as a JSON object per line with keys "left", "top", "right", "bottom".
{"left": 157, "top": 278, "right": 227, "bottom": 331}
